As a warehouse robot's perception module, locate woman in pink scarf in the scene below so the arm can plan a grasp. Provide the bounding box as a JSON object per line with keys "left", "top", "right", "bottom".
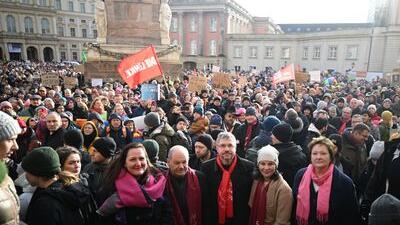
{"left": 98, "top": 143, "right": 172, "bottom": 225}
{"left": 292, "top": 137, "right": 360, "bottom": 225}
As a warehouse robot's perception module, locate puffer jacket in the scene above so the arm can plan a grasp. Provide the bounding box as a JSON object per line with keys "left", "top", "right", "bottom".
{"left": 0, "top": 169, "right": 19, "bottom": 225}
{"left": 149, "top": 122, "right": 175, "bottom": 162}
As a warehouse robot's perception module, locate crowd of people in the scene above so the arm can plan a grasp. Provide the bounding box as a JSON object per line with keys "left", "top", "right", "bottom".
{"left": 0, "top": 60, "right": 400, "bottom": 225}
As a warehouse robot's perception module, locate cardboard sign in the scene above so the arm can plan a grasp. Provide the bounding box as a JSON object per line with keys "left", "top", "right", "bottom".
{"left": 75, "top": 64, "right": 85, "bottom": 73}
{"left": 41, "top": 73, "right": 60, "bottom": 87}
{"left": 130, "top": 115, "right": 146, "bottom": 131}
{"left": 91, "top": 78, "right": 103, "bottom": 87}
{"left": 64, "top": 76, "right": 78, "bottom": 89}
{"left": 238, "top": 76, "right": 247, "bottom": 88}
{"left": 141, "top": 83, "right": 160, "bottom": 101}
{"left": 295, "top": 72, "right": 310, "bottom": 83}
{"left": 188, "top": 76, "right": 207, "bottom": 92}
{"left": 212, "top": 73, "right": 232, "bottom": 89}
{"left": 309, "top": 71, "right": 321, "bottom": 83}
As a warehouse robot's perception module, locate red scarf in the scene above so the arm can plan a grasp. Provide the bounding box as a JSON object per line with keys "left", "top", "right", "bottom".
{"left": 338, "top": 119, "right": 349, "bottom": 134}
{"left": 249, "top": 181, "right": 269, "bottom": 225}
{"left": 244, "top": 121, "right": 257, "bottom": 150}
{"left": 115, "top": 169, "right": 166, "bottom": 208}
{"left": 216, "top": 155, "right": 238, "bottom": 224}
{"left": 167, "top": 169, "right": 202, "bottom": 225}
{"left": 296, "top": 164, "right": 334, "bottom": 225}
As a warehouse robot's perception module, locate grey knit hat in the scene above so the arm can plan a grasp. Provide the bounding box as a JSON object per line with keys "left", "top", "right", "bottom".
{"left": 0, "top": 111, "right": 21, "bottom": 141}
{"left": 144, "top": 112, "right": 161, "bottom": 128}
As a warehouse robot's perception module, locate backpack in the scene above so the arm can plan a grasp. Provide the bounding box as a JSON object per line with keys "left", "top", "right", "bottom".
{"left": 169, "top": 130, "right": 190, "bottom": 149}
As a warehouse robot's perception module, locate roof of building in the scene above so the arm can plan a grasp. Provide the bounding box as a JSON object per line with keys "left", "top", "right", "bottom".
{"left": 278, "top": 23, "right": 373, "bottom": 33}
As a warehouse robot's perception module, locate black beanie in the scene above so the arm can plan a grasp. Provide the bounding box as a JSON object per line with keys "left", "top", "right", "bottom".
{"left": 369, "top": 194, "right": 400, "bottom": 225}
{"left": 64, "top": 129, "right": 84, "bottom": 150}
{"left": 196, "top": 134, "right": 213, "bottom": 151}
{"left": 92, "top": 137, "right": 116, "bottom": 158}
{"left": 143, "top": 139, "right": 159, "bottom": 160}
{"left": 22, "top": 147, "right": 61, "bottom": 177}
{"left": 272, "top": 122, "right": 293, "bottom": 143}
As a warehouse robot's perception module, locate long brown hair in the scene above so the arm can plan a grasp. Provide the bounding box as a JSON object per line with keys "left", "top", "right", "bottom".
{"left": 101, "top": 143, "right": 157, "bottom": 196}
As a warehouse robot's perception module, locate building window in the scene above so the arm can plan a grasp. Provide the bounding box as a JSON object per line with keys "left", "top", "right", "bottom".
{"left": 209, "top": 40, "right": 217, "bottom": 56}
{"left": 70, "top": 27, "right": 76, "bottom": 37}
{"left": 57, "top": 17, "right": 63, "bottom": 23}
{"left": 281, "top": 47, "right": 290, "bottom": 59}
{"left": 190, "top": 40, "right": 197, "bottom": 55}
{"left": 328, "top": 46, "right": 338, "bottom": 60}
{"left": 171, "top": 17, "right": 178, "bottom": 32}
{"left": 210, "top": 17, "right": 217, "bottom": 32}
{"left": 72, "top": 52, "right": 78, "bottom": 60}
{"left": 60, "top": 44, "right": 65, "bottom": 48}
{"left": 81, "top": 20, "right": 86, "bottom": 24}
{"left": 234, "top": 46, "right": 242, "bottom": 58}
{"left": 24, "top": 17, "right": 34, "bottom": 33}
{"left": 68, "top": 1, "right": 73, "bottom": 11}
{"left": 264, "top": 47, "right": 273, "bottom": 58}
{"left": 80, "top": 3, "right": 85, "bottom": 13}
{"left": 249, "top": 47, "right": 257, "bottom": 58}
{"left": 303, "top": 47, "right": 308, "bottom": 59}
{"left": 91, "top": 4, "right": 95, "bottom": 13}
{"left": 346, "top": 45, "right": 358, "bottom": 59}
{"left": 6, "top": 15, "right": 16, "bottom": 33}
{"left": 93, "top": 30, "right": 97, "bottom": 38}
{"left": 313, "top": 46, "right": 321, "bottom": 59}
{"left": 41, "top": 18, "right": 50, "bottom": 34}
{"left": 69, "top": 18, "right": 75, "bottom": 23}
{"left": 60, "top": 51, "right": 66, "bottom": 60}
{"left": 55, "top": 0, "right": 61, "bottom": 9}
{"left": 57, "top": 26, "right": 64, "bottom": 36}
{"left": 72, "top": 44, "right": 77, "bottom": 48}
{"left": 38, "top": 0, "right": 47, "bottom": 6}
{"left": 21, "top": 0, "right": 30, "bottom": 4}
{"left": 82, "top": 29, "right": 87, "bottom": 38}
{"left": 190, "top": 16, "right": 197, "bottom": 32}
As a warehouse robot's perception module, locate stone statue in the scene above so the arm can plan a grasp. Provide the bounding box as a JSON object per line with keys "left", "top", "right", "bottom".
{"left": 159, "top": 0, "right": 172, "bottom": 45}
{"left": 95, "top": 0, "right": 107, "bottom": 43}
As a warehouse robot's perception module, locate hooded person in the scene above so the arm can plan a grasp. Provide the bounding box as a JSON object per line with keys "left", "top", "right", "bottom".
{"left": 369, "top": 194, "right": 400, "bottom": 225}
{"left": 284, "top": 108, "right": 307, "bottom": 148}
{"left": 144, "top": 112, "right": 175, "bottom": 162}
{"left": 379, "top": 111, "right": 395, "bottom": 141}
{"left": 103, "top": 113, "right": 132, "bottom": 153}
{"left": 60, "top": 112, "right": 78, "bottom": 131}
{"left": 64, "top": 129, "right": 91, "bottom": 169}
{"left": 142, "top": 139, "right": 168, "bottom": 171}
{"left": 22, "top": 147, "right": 93, "bottom": 225}
{"left": 189, "top": 106, "right": 210, "bottom": 139}
{"left": 80, "top": 121, "right": 99, "bottom": 154}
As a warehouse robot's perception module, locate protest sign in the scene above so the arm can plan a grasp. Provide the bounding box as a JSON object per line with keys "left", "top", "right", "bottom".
{"left": 366, "top": 72, "right": 383, "bottom": 82}
{"left": 212, "top": 65, "right": 220, "bottom": 73}
{"left": 41, "top": 73, "right": 60, "bottom": 87}
{"left": 130, "top": 115, "right": 146, "bottom": 130}
{"left": 91, "top": 78, "right": 103, "bottom": 87}
{"left": 356, "top": 71, "right": 367, "bottom": 80}
{"left": 117, "top": 45, "right": 163, "bottom": 88}
{"left": 212, "top": 73, "right": 232, "bottom": 89}
{"left": 272, "top": 64, "right": 295, "bottom": 84}
{"left": 188, "top": 76, "right": 207, "bottom": 92}
{"left": 64, "top": 76, "right": 78, "bottom": 89}
{"left": 75, "top": 64, "right": 85, "bottom": 73}
{"left": 295, "top": 72, "right": 309, "bottom": 84}
{"left": 238, "top": 76, "right": 247, "bottom": 88}
{"left": 309, "top": 71, "right": 321, "bottom": 83}
{"left": 141, "top": 83, "right": 160, "bottom": 101}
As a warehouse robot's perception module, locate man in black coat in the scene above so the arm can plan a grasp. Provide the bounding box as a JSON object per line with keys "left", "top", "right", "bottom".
{"left": 271, "top": 123, "right": 307, "bottom": 187}
{"left": 43, "top": 112, "right": 66, "bottom": 149}
{"left": 233, "top": 107, "right": 261, "bottom": 158}
{"left": 201, "top": 132, "right": 253, "bottom": 225}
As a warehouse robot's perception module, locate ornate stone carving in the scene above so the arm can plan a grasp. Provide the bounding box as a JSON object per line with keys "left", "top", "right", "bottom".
{"left": 95, "top": 0, "right": 107, "bottom": 43}
{"left": 159, "top": 0, "right": 172, "bottom": 45}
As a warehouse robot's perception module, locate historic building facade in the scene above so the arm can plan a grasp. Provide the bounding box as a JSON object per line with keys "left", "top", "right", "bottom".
{"left": 0, "top": 0, "right": 95, "bottom": 62}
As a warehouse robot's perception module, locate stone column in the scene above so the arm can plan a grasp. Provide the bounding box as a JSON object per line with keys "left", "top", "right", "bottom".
{"left": 197, "top": 11, "right": 203, "bottom": 55}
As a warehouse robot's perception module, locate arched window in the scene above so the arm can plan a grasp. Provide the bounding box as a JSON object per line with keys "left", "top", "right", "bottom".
{"left": 41, "top": 18, "right": 50, "bottom": 34}
{"left": 6, "top": 15, "right": 16, "bottom": 33}
{"left": 24, "top": 17, "right": 34, "bottom": 33}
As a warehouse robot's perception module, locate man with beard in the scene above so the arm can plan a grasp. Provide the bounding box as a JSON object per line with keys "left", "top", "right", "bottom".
{"left": 189, "top": 134, "right": 216, "bottom": 170}
{"left": 166, "top": 145, "right": 207, "bottom": 225}
{"left": 222, "top": 106, "right": 240, "bottom": 134}
{"left": 19, "top": 95, "right": 42, "bottom": 118}
{"left": 201, "top": 132, "right": 253, "bottom": 225}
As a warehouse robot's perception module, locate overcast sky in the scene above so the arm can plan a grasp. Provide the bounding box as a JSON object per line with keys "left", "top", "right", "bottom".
{"left": 234, "top": 0, "right": 371, "bottom": 24}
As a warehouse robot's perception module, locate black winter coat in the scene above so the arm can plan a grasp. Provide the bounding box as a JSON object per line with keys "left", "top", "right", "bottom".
{"left": 234, "top": 121, "right": 261, "bottom": 158}
{"left": 200, "top": 156, "right": 254, "bottom": 225}
{"left": 43, "top": 128, "right": 66, "bottom": 149}
{"left": 292, "top": 167, "right": 360, "bottom": 225}
{"left": 82, "top": 162, "right": 108, "bottom": 205}
{"left": 272, "top": 142, "right": 308, "bottom": 188}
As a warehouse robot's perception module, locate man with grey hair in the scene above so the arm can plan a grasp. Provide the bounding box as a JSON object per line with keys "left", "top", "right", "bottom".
{"left": 201, "top": 132, "right": 253, "bottom": 225}
{"left": 166, "top": 145, "right": 206, "bottom": 225}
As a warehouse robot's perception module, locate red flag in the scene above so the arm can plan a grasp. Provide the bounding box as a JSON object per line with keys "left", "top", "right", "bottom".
{"left": 272, "top": 64, "right": 295, "bottom": 84}
{"left": 117, "top": 45, "right": 163, "bottom": 88}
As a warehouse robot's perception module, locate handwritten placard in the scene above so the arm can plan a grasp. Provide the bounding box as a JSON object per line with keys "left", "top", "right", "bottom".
{"left": 91, "top": 78, "right": 103, "bottom": 87}
{"left": 188, "top": 76, "right": 207, "bottom": 92}
{"left": 41, "top": 73, "right": 60, "bottom": 87}
{"left": 64, "top": 76, "right": 78, "bottom": 89}
{"left": 212, "top": 73, "right": 232, "bottom": 89}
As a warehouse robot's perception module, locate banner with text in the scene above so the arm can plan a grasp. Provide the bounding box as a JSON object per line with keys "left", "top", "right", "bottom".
{"left": 272, "top": 64, "right": 295, "bottom": 84}
{"left": 117, "top": 45, "right": 163, "bottom": 88}
{"left": 188, "top": 76, "right": 208, "bottom": 92}
{"left": 41, "top": 73, "right": 60, "bottom": 87}
{"left": 309, "top": 71, "right": 321, "bottom": 83}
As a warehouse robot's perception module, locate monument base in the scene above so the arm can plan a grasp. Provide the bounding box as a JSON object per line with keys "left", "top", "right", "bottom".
{"left": 84, "top": 43, "right": 182, "bottom": 83}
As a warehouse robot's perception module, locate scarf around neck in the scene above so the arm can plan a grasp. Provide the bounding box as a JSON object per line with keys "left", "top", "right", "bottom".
{"left": 216, "top": 155, "right": 238, "bottom": 224}
{"left": 296, "top": 164, "right": 334, "bottom": 225}
{"left": 115, "top": 168, "right": 166, "bottom": 208}
{"left": 167, "top": 168, "right": 202, "bottom": 225}
{"left": 245, "top": 120, "right": 257, "bottom": 149}
{"left": 249, "top": 180, "right": 270, "bottom": 225}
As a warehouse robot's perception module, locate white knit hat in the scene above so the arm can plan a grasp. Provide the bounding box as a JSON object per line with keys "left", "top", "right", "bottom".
{"left": 257, "top": 145, "right": 279, "bottom": 166}
{"left": 0, "top": 111, "right": 21, "bottom": 141}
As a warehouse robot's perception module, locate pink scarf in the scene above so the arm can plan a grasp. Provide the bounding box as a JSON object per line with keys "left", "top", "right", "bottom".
{"left": 296, "top": 164, "right": 334, "bottom": 225}
{"left": 115, "top": 169, "right": 166, "bottom": 208}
